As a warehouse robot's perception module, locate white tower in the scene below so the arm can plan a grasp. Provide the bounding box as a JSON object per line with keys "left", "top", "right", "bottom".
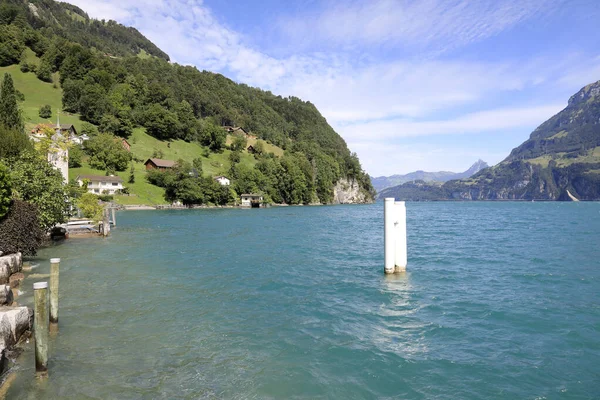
{"left": 47, "top": 112, "right": 69, "bottom": 184}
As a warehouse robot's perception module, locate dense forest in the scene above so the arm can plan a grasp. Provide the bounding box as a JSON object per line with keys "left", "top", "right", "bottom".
{"left": 0, "top": 0, "right": 375, "bottom": 205}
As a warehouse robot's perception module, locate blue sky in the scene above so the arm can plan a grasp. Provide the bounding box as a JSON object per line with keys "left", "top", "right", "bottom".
{"left": 70, "top": 0, "right": 600, "bottom": 176}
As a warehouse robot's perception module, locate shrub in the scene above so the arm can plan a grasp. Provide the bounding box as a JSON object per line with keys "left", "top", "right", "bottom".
{"left": 0, "top": 200, "right": 45, "bottom": 256}
{"left": 39, "top": 104, "right": 52, "bottom": 119}
{"left": 0, "top": 162, "right": 11, "bottom": 219}
{"left": 76, "top": 193, "right": 103, "bottom": 223}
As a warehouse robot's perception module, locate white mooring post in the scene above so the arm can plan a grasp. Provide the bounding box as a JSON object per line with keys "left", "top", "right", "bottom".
{"left": 394, "top": 201, "right": 407, "bottom": 272}
{"left": 384, "top": 198, "right": 396, "bottom": 274}
{"left": 384, "top": 198, "right": 407, "bottom": 274}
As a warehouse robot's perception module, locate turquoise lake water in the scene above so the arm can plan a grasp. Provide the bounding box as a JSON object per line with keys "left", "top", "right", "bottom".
{"left": 6, "top": 202, "right": 600, "bottom": 399}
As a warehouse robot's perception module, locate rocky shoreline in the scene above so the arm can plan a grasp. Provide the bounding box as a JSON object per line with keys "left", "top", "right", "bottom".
{"left": 0, "top": 253, "right": 32, "bottom": 381}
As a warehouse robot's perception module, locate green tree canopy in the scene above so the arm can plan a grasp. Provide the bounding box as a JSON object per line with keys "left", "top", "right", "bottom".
{"left": 0, "top": 161, "right": 11, "bottom": 219}
{"left": 9, "top": 151, "right": 69, "bottom": 230}
{"left": 0, "top": 200, "right": 45, "bottom": 256}
{"left": 0, "top": 73, "right": 23, "bottom": 132}
{"left": 85, "top": 132, "right": 132, "bottom": 171}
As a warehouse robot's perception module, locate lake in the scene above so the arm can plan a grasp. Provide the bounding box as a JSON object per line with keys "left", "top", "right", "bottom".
{"left": 6, "top": 202, "right": 600, "bottom": 399}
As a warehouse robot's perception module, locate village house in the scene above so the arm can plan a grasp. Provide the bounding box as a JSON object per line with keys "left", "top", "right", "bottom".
{"left": 247, "top": 145, "right": 256, "bottom": 154}
{"left": 77, "top": 174, "right": 124, "bottom": 195}
{"left": 223, "top": 126, "right": 257, "bottom": 140}
{"left": 241, "top": 193, "right": 264, "bottom": 208}
{"left": 214, "top": 176, "right": 230, "bottom": 186}
{"left": 144, "top": 158, "right": 176, "bottom": 170}
{"left": 120, "top": 138, "right": 131, "bottom": 152}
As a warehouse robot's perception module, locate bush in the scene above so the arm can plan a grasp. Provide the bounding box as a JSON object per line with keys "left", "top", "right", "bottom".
{"left": 39, "top": 104, "right": 52, "bottom": 119}
{"left": 0, "top": 162, "right": 11, "bottom": 219}
{"left": 76, "top": 192, "right": 103, "bottom": 223}
{"left": 85, "top": 132, "right": 132, "bottom": 171}
{"left": 0, "top": 200, "right": 45, "bottom": 256}
{"left": 0, "top": 125, "right": 32, "bottom": 160}
{"left": 69, "top": 144, "right": 83, "bottom": 168}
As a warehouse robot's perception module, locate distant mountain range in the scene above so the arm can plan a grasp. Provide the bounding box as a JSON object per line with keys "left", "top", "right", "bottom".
{"left": 371, "top": 159, "right": 488, "bottom": 192}
{"left": 379, "top": 80, "right": 600, "bottom": 201}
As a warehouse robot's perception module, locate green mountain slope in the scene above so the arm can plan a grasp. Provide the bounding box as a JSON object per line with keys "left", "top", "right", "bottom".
{"left": 0, "top": 0, "right": 374, "bottom": 205}
{"left": 381, "top": 80, "right": 600, "bottom": 201}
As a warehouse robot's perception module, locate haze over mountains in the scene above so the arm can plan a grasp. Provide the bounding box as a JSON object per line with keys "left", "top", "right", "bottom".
{"left": 371, "top": 159, "right": 488, "bottom": 192}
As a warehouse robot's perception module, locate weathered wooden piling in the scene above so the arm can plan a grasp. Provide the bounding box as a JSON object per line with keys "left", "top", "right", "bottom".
{"left": 33, "top": 282, "right": 49, "bottom": 374}
{"left": 111, "top": 207, "right": 116, "bottom": 227}
{"left": 384, "top": 198, "right": 407, "bottom": 274}
{"left": 101, "top": 208, "right": 110, "bottom": 236}
{"left": 49, "top": 258, "right": 60, "bottom": 324}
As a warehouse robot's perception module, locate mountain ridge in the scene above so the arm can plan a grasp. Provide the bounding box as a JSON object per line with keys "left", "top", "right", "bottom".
{"left": 380, "top": 80, "right": 600, "bottom": 201}
{"left": 371, "top": 159, "right": 488, "bottom": 192}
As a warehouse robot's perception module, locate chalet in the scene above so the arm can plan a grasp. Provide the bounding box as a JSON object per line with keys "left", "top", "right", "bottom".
{"left": 223, "top": 126, "right": 248, "bottom": 135}
{"left": 31, "top": 123, "right": 77, "bottom": 137}
{"left": 214, "top": 176, "right": 230, "bottom": 186}
{"left": 241, "top": 193, "right": 263, "bottom": 208}
{"left": 145, "top": 158, "right": 176, "bottom": 170}
{"left": 77, "top": 174, "right": 124, "bottom": 195}
{"left": 120, "top": 138, "right": 131, "bottom": 152}
{"left": 247, "top": 145, "right": 256, "bottom": 154}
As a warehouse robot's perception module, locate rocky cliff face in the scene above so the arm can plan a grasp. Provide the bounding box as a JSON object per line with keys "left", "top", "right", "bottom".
{"left": 332, "top": 178, "right": 373, "bottom": 204}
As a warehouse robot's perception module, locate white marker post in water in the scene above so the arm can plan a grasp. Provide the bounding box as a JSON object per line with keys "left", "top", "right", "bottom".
{"left": 384, "top": 198, "right": 407, "bottom": 274}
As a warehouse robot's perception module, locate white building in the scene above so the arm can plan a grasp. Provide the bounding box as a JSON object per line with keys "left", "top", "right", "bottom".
{"left": 214, "top": 176, "right": 230, "bottom": 186}
{"left": 77, "top": 174, "right": 124, "bottom": 195}
{"left": 241, "top": 193, "right": 263, "bottom": 207}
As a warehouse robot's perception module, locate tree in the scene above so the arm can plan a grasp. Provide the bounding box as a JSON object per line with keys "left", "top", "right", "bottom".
{"left": 128, "top": 163, "right": 135, "bottom": 184}
{"left": 0, "top": 200, "right": 45, "bottom": 256}
{"left": 229, "top": 150, "right": 241, "bottom": 165}
{"left": 201, "top": 122, "right": 226, "bottom": 152}
{"left": 143, "top": 103, "right": 179, "bottom": 140}
{"left": 99, "top": 113, "right": 133, "bottom": 138}
{"left": 0, "top": 25, "right": 25, "bottom": 67}
{"left": 69, "top": 144, "right": 83, "bottom": 168}
{"left": 230, "top": 134, "right": 247, "bottom": 152}
{"left": 76, "top": 193, "right": 103, "bottom": 223}
{"left": 85, "top": 132, "right": 132, "bottom": 171}
{"left": 9, "top": 151, "right": 69, "bottom": 231}
{"left": 192, "top": 157, "right": 203, "bottom": 175}
{"left": 36, "top": 58, "right": 53, "bottom": 83}
{"left": 79, "top": 83, "right": 109, "bottom": 124}
{"left": 39, "top": 104, "right": 52, "bottom": 119}
{"left": 0, "top": 162, "right": 11, "bottom": 219}
{"left": 62, "top": 79, "right": 84, "bottom": 112}
{"left": 0, "top": 73, "right": 23, "bottom": 132}
{"left": 0, "top": 124, "right": 32, "bottom": 159}
{"left": 253, "top": 140, "right": 265, "bottom": 157}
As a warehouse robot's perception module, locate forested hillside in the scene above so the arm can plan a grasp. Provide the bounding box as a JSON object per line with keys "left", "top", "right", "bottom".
{"left": 0, "top": 0, "right": 375, "bottom": 205}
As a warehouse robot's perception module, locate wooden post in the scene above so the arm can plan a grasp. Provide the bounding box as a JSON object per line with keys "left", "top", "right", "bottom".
{"left": 102, "top": 208, "right": 110, "bottom": 236}
{"left": 111, "top": 207, "right": 116, "bottom": 227}
{"left": 33, "top": 282, "right": 49, "bottom": 374}
{"left": 49, "top": 258, "right": 60, "bottom": 324}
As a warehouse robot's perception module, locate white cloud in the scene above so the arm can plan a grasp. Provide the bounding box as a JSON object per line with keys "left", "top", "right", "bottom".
{"left": 278, "top": 0, "right": 562, "bottom": 53}
{"left": 338, "top": 104, "right": 565, "bottom": 141}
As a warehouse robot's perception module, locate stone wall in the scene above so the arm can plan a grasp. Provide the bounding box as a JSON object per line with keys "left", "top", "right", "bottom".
{"left": 0, "top": 253, "right": 30, "bottom": 377}
{"left": 0, "top": 253, "right": 22, "bottom": 286}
